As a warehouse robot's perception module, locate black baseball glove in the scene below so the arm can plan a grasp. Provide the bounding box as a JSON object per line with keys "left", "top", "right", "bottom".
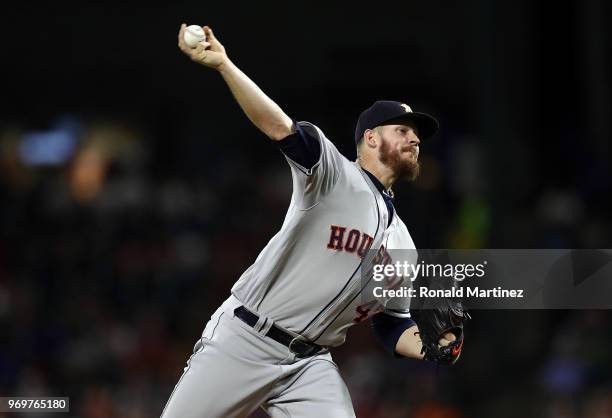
{"left": 410, "top": 297, "right": 469, "bottom": 366}
{"left": 409, "top": 250, "right": 470, "bottom": 366}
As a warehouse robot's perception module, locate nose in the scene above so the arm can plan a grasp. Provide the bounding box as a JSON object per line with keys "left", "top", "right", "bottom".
{"left": 409, "top": 132, "right": 420, "bottom": 146}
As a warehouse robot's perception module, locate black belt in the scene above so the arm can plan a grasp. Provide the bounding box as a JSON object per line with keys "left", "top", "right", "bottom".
{"left": 234, "top": 306, "right": 324, "bottom": 358}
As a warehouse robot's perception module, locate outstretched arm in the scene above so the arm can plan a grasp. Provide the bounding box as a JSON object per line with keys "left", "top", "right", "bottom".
{"left": 177, "top": 24, "right": 293, "bottom": 140}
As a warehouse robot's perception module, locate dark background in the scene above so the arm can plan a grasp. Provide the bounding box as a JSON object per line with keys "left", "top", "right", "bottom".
{"left": 1, "top": 1, "right": 611, "bottom": 417}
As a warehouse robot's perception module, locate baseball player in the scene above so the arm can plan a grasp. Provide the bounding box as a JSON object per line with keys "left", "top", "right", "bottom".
{"left": 162, "top": 24, "right": 466, "bottom": 418}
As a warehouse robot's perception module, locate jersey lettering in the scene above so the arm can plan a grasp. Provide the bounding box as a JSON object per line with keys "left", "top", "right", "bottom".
{"left": 353, "top": 300, "right": 384, "bottom": 323}
{"left": 326, "top": 225, "right": 346, "bottom": 250}
{"left": 327, "top": 225, "right": 374, "bottom": 258}
{"left": 344, "top": 229, "right": 361, "bottom": 253}
{"left": 357, "top": 233, "right": 374, "bottom": 258}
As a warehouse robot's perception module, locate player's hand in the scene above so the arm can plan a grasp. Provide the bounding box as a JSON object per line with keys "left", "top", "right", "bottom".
{"left": 438, "top": 331, "right": 456, "bottom": 347}
{"left": 178, "top": 24, "right": 228, "bottom": 70}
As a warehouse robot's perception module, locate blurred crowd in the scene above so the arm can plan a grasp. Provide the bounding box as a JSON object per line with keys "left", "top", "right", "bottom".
{"left": 1, "top": 114, "right": 611, "bottom": 418}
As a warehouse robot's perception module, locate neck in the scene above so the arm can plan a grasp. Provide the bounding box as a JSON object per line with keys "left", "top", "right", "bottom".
{"left": 358, "top": 157, "right": 396, "bottom": 190}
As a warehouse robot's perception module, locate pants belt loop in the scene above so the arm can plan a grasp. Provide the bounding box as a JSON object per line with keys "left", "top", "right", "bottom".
{"left": 254, "top": 314, "right": 267, "bottom": 333}
{"left": 260, "top": 318, "right": 274, "bottom": 336}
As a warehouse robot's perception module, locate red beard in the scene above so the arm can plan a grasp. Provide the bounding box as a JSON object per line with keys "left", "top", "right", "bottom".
{"left": 378, "top": 139, "right": 420, "bottom": 182}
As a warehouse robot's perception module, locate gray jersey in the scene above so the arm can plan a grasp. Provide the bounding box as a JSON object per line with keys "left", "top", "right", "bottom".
{"left": 232, "top": 121, "right": 416, "bottom": 347}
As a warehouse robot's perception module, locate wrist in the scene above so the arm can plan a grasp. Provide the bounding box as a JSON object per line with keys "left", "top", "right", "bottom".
{"left": 217, "top": 56, "right": 233, "bottom": 74}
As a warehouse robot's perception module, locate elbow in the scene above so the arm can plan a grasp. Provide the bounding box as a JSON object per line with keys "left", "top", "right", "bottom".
{"left": 266, "top": 118, "right": 294, "bottom": 141}
{"left": 268, "top": 129, "right": 291, "bottom": 141}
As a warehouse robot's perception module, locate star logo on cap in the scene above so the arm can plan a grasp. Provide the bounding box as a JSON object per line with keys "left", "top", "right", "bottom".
{"left": 400, "top": 103, "right": 412, "bottom": 113}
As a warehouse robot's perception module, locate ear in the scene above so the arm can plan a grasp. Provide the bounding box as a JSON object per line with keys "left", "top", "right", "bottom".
{"left": 364, "top": 128, "right": 377, "bottom": 148}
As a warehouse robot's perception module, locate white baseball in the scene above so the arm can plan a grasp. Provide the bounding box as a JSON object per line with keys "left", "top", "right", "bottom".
{"left": 183, "top": 25, "right": 206, "bottom": 48}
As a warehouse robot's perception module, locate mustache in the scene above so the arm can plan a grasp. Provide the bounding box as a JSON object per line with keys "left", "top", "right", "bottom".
{"left": 401, "top": 145, "right": 419, "bottom": 155}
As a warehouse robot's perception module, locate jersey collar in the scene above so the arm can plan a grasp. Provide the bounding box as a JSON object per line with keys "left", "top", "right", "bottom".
{"left": 361, "top": 168, "right": 395, "bottom": 200}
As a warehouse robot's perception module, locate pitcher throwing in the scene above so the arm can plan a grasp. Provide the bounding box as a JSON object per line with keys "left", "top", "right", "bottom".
{"left": 161, "top": 23, "right": 466, "bottom": 418}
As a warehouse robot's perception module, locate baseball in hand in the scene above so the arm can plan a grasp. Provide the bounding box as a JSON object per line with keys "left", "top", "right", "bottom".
{"left": 183, "top": 25, "right": 206, "bottom": 48}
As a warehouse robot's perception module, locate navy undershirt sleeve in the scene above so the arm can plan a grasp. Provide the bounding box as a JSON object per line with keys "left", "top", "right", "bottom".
{"left": 276, "top": 122, "right": 321, "bottom": 170}
{"left": 371, "top": 312, "right": 416, "bottom": 357}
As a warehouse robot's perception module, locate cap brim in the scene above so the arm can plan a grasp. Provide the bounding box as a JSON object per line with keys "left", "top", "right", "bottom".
{"left": 381, "top": 112, "right": 439, "bottom": 140}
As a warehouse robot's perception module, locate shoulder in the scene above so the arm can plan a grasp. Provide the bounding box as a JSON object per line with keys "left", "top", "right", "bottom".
{"left": 295, "top": 121, "right": 325, "bottom": 141}
{"left": 298, "top": 120, "right": 353, "bottom": 169}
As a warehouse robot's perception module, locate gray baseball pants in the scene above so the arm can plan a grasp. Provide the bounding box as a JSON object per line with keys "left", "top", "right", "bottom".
{"left": 160, "top": 295, "right": 356, "bottom": 418}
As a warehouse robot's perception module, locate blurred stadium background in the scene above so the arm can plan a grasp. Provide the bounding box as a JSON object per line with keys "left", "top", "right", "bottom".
{"left": 1, "top": 1, "right": 611, "bottom": 417}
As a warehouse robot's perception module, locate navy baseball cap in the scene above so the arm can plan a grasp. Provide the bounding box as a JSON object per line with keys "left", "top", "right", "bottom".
{"left": 354, "top": 100, "right": 439, "bottom": 143}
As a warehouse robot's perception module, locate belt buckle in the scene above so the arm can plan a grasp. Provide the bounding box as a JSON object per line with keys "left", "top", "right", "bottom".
{"left": 288, "top": 337, "right": 317, "bottom": 358}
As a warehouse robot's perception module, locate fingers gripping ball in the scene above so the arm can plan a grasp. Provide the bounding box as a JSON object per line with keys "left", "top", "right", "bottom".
{"left": 183, "top": 25, "right": 206, "bottom": 48}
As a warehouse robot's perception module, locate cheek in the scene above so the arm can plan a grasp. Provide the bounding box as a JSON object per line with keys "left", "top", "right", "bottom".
{"left": 394, "top": 137, "right": 407, "bottom": 150}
